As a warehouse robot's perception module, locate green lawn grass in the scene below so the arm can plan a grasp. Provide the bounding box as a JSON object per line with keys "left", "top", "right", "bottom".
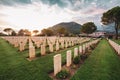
{"left": 71, "top": 39, "right": 120, "bottom": 80}
{"left": 1, "top": 38, "right": 120, "bottom": 80}
{"left": 112, "top": 39, "right": 120, "bottom": 45}
{"left": 0, "top": 38, "right": 81, "bottom": 80}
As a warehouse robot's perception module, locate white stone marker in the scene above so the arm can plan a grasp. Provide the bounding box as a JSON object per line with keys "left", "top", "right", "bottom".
{"left": 65, "top": 41, "right": 68, "bottom": 48}
{"left": 79, "top": 46, "right": 82, "bottom": 54}
{"left": 54, "top": 54, "right": 61, "bottom": 76}
{"left": 56, "top": 41, "right": 59, "bottom": 51}
{"left": 29, "top": 46, "right": 36, "bottom": 58}
{"left": 74, "top": 47, "right": 78, "bottom": 57}
{"left": 118, "top": 46, "right": 120, "bottom": 55}
{"left": 41, "top": 45, "right": 46, "bottom": 55}
{"left": 66, "top": 50, "right": 72, "bottom": 67}
{"left": 82, "top": 45, "right": 86, "bottom": 54}
{"left": 14, "top": 41, "right": 18, "bottom": 47}
{"left": 61, "top": 41, "right": 64, "bottom": 49}
{"left": 19, "top": 42, "right": 24, "bottom": 51}
{"left": 49, "top": 44, "right": 54, "bottom": 52}
{"left": 36, "top": 42, "right": 40, "bottom": 48}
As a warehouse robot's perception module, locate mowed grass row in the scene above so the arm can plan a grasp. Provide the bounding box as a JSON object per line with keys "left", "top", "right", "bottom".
{"left": 71, "top": 39, "right": 120, "bottom": 80}
{"left": 0, "top": 38, "right": 85, "bottom": 80}
{"left": 112, "top": 39, "right": 120, "bottom": 45}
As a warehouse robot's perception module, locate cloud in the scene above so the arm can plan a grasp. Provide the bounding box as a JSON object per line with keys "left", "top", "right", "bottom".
{"left": 81, "top": 7, "right": 106, "bottom": 17}
{"left": 0, "top": 1, "right": 73, "bottom": 31}
{"left": 0, "top": 0, "right": 120, "bottom": 31}
{"left": 0, "top": 0, "right": 31, "bottom": 6}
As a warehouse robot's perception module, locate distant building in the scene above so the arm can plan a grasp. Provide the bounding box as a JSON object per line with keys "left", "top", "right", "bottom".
{"left": 105, "top": 32, "right": 116, "bottom": 39}
{"left": 89, "top": 31, "right": 106, "bottom": 38}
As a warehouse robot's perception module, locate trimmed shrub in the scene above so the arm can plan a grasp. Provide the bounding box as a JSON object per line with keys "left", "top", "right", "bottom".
{"left": 90, "top": 44, "right": 96, "bottom": 50}
{"left": 80, "top": 54, "right": 88, "bottom": 60}
{"left": 73, "top": 56, "right": 80, "bottom": 64}
{"left": 56, "top": 69, "right": 70, "bottom": 79}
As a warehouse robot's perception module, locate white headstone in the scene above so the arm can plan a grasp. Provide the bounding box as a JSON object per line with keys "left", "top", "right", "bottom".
{"left": 61, "top": 41, "right": 64, "bottom": 49}
{"left": 79, "top": 46, "right": 82, "bottom": 54}
{"left": 74, "top": 48, "right": 78, "bottom": 57}
{"left": 82, "top": 45, "right": 86, "bottom": 54}
{"left": 56, "top": 41, "right": 59, "bottom": 51}
{"left": 41, "top": 45, "right": 46, "bottom": 55}
{"left": 54, "top": 54, "right": 61, "bottom": 75}
{"left": 66, "top": 50, "right": 72, "bottom": 67}
{"left": 29, "top": 46, "right": 36, "bottom": 58}
{"left": 49, "top": 44, "right": 54, "bottom": 52}
{"left": 65, "top": 41, "right": 68, "bottom": 48}
{"left": 118, "top": 46, "right": 120, "bottom": 55}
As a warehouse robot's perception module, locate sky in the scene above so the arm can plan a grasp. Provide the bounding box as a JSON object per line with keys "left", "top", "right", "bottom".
{"left": 0, "top": 0, "right": 120, "bottom": 32}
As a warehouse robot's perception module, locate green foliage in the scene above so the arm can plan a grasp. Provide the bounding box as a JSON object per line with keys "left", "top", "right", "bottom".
{"left": 18, "top": 29, "right": 24, "bottom": 36}
{"left": 0, "top": 32, "right": 7, "bottom": 36}
{"left": 18, "top": 29, "right": 31, "bottom": 36}
{"left": 56, "top": 69, "right": 70, "bottom": 79}
{"left": 41, "top": 29, "right": 53, "bottom": 36}
{"left": 80, "top": 54, "right": 88, "bottom": 60}
{"left": 11, "top": 30, "right": 17, "bottom": 36}
{"left": 113, "top": 39, "right": 120, "bottom": 45}
{"left": 101, "top": 6, "right": 120, "bottom": 39}
{"left": 3, "top": 28, "right": 13, "bottom": 35}
{"left": 80, "top": 22, "right": 97, "bottom": 34}
{"left": 73, "top": 56, "right": 80, "bottom": 64}
{"left": 102, "top": 6, "right": 120, "bottom": 24}
{"left": 33, "top": 30, "right": 39, "bottom": 36}
{"left": 57, "top": 27, "right": 68, "bottom": 35}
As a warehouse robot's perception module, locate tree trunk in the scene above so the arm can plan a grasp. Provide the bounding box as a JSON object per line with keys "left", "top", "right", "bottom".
{"left": 115, "top": 21, "right": 119, "bottom": 40}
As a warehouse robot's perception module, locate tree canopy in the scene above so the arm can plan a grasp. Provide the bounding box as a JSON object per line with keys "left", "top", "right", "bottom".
{"left": 3, "top": 28, "right": 13, "bottom": 35}
{"left": 18, "top": 29, "right": 31, "bottom": 36}
{"left": 41, "top": 29, "right": 53, "bottom": 36}
{"left": 56, "top": 27, "right": 68, "bottom": 36}
{"left": 80, "top": 22, "right": 97, "bottom": 34}
{"left": 101, "top": 6, "right": 120, "bottom": 39}
{"left": 11, "top": 30, "right": 17, "bottom": 36}
{"left": 33, "top": 30, "right": 39, "bottom": 36}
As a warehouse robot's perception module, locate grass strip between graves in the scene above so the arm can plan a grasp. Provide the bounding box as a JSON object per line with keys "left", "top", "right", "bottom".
{"left": 1, "top": 38, "right": 120, "bottom": 80}
{"left": 0, "top": 38, "right": 84, "bottom": 80}
{"left": 71, "top": 39, "right": 120, "bottom": 80}
{"left": 112, "top": 39, "right": 120, "bottom": 45}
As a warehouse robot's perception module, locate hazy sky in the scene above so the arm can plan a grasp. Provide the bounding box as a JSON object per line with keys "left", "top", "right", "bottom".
{"left": 0, "top": 0, "right": 120, "bottom": 31}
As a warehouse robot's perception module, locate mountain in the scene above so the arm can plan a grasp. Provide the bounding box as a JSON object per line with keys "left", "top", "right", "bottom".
{"left": 49, "top": 22, "right": 81, "bottom": 34}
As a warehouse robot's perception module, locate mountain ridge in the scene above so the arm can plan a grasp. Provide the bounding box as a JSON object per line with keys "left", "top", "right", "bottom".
{"left": 48, "top": 22, "right": 81, "bottom": 34}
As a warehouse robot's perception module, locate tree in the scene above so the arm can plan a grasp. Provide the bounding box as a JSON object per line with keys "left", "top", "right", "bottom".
{"left": 11, "top": 30, "right": 17, "bottom": 36}
{"left": 33, "top": 30, "right": 39, "bottom": 36}
{"left": 23, "top": 29, "right": 31, "bottom": 36}
{"left": 18, "top": 29, "right": 24, "bottom": 36}
{"left": 41, "top": 29, "right": 53, "bottom": 36}
{"left": 101, "top": 6, "right": 120, "bottom": 39}
{"left": 3, "top": 28, "right": 13, "bottom": 35}
{"left": 57, "top": 27, "right": 68, "bottom": 36}
{"left": 18, "top": 29, "right": 31, "bottom": 36}
{"left": 0, "top": 32, "right": 7, "bottom": 36}
{"left": 80, "top": 22, "right": 97, "bottom": 34}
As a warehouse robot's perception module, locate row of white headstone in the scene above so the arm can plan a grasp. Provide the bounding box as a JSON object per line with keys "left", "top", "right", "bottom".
{"left": 1, "top": 36, "right": 28, "bottom": 51}
{"left": 108, "top": 39, "right": 120, "bottom": 55}
{"left": 53, "top": 39, "right": 100, "bottom": 76}
{"left": 28, "top": 37, "right": 91, "bottom": 59}
{"left": 31, "top": 37, "right": 91, "bottom": 49}
{"left": 1, "top": 36, "right": 94, "bottom": 60}
{"left": 1, "top": 36, "right": 90, "bottom": 52}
